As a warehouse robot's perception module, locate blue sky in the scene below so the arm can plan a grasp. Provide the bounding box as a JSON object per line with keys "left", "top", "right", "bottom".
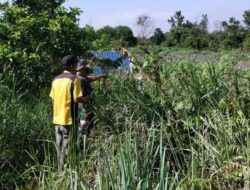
{"left": 63, "top": 0, "right": 250, "bottom": 35}
{"left": 0, "top": 0, "right": 249, "bottom": 35}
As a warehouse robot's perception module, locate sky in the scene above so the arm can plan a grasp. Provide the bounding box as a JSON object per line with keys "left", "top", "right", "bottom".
{"left": 0, "top": 0, "right": 249, "bottom": 36}
{"left": 63, "top": 0, "right": 250, "bottom": 36}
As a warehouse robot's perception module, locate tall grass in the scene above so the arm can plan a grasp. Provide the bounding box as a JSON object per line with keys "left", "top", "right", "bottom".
{"left": 0, "top": 83, "right": 54, "bottom": 189}
{"left": 1, "top": 51, "right": 250, "bottom": 189}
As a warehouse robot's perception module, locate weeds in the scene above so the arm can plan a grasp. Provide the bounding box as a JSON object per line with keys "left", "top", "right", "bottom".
{"left": 1, "top": 49, "right": 250, "bottom": 189}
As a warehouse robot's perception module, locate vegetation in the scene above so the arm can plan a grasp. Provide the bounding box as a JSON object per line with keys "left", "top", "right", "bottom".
{"left": 1, "top": 48, "right": 250, "bottom": 189}
{"left": 0, "top": 1, "right": 250, "bottom": 189}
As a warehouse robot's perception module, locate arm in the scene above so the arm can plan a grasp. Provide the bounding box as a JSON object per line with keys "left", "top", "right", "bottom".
{"left": 86, "top": 74, "right": 107, "bottom": 82}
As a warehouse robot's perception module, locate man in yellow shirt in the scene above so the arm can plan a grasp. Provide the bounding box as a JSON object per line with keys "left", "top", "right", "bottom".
{"left": 49, "top": 55, "right": 89, "bottom": 172}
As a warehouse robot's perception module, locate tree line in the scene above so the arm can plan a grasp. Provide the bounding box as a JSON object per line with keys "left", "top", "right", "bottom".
{"left": 0, "top": 0, "right": 250, "bottom": 92}
{"left": 151, "top": 10, "right": 250, "bottom": 50}
{"left": 79, "top": 10, "right": 250, "bottom": 51}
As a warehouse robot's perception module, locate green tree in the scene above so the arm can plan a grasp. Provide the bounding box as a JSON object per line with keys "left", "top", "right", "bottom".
{"left": 199, "top": 14, "right": 209, "bottom": 34}
{"left": 0, "top": 1, "right": 85, "bottom": 91}
{"left": 243, "top": 27, "right": 250, "bottom": 50}
{"left": 165, "top": 32, "right": 176, "bottom": 47}
{"left": 221, "top": 17, "right": 244, "bottom": 49}
{"left": 243, "top": 10, "right": 250, "bottom": 28}
{"left": 96, "top": 25, "right": 116, "bottom": 40}
{"left": 13, "top": 0, "right": 64, "bottom": 13}
{"left": 208, "top": 31, "right": 223, "bottom": 51}
{"left": 168, "top": 11, "right": 184, "bottom": 28}
{"left": 81, "top": 24, "right": 97, "bottom": 50}
{"left": 94, "top": 25, "right": 117, "bottom": 49}
{"left": 242, "top": 10, "right": 250, "bottom": 49}
{"left": 243, "top": 36, "right": 250, "bottom": 50}
{"left": 167, "top": 27, "right": 184, "bottom": 46}
{"left": 114, "top": 25, "right": 137, "bottom": 46}
{"left": 167, "top": 12, "right": 209, "bottom": 49}
{"left": 92, "top": 34, "right": 112, "bottom": 50}
{"left": 181, "top": 27, "right": 204, "bottom": 49}
{"left": 151, "top": 28, "right": 165, "bottom": 45}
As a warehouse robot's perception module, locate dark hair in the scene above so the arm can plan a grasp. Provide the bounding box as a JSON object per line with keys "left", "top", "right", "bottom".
{"left": 63, "top": 65, "right": 72, "bottom": 71}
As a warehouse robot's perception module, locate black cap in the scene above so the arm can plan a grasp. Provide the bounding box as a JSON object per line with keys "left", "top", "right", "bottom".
{"left": 61, "top": 55, "right": 78, "bottom": 67}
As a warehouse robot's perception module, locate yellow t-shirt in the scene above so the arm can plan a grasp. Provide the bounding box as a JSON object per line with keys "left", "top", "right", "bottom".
{"left": 49, "top": 71, "right": 83, "bottom": 125}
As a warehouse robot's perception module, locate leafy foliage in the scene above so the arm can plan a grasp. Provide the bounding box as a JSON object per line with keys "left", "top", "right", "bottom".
{"left": 114, "top": 25, "right": 137, "bottom": 46}
{"left": 151, "top": 28, "right": 165, "bottom": 45}
{"left": 220, "top": 17, "right": 245, "bottom": 49}
{"left": 1, "top": 46, "right": 250, "bottom": 189}
{"left": 243, "top": 10, "right": 250, "bottom": 28}
{"left": 1, "top": 1, "right": 250, "bottom": 189}
{"left": 93, "top": 25, "right": 137, "bottom": 49}
{"left": 0, "top": 1, "right": 85, "bottom": 91}
{"left": 168, "top": 11, "right": 185, "bottom": 28}
{"left": 164, "top": 11, "right": 250, "bottom": 50}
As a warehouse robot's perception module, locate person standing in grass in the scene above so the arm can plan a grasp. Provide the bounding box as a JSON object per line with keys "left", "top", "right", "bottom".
{"left": 49, "top": 55, "right": 90, "bottom": 172}
{"left": 76, "top": 59, "right": 107, "bottom": 136}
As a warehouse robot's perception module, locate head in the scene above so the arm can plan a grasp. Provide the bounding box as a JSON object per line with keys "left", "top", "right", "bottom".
{"left": 61, "top": 55, "right": 78, "bottom": 74}
{"left": 123, "top": 51, "right": 128, "bottom": 57}
{"left": 76, "top": 59, "right": 88, "bottom": 76}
